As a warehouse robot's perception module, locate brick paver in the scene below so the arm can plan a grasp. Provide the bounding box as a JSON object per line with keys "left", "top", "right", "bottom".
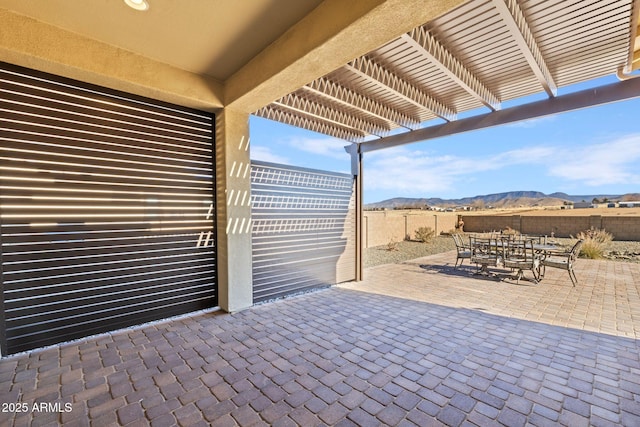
{"left": 1, "top": 253, "right": 639, "bottom": 426}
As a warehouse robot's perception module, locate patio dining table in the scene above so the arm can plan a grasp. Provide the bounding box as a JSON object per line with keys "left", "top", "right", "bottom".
{"left": 470, "top": 236, "right": 560, "bottom": 283}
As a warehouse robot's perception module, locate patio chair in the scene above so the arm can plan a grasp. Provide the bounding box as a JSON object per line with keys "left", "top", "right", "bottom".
{"left": 539, "top": 239, "right": 584, "bottom": 286}
{"left": 502, "top": 238, "right": 539, "bottom": 284}
{"left": 470, "top": 236, "right": 501, "bottom": 275}
{"left": 451, "top": 233, "right": 471, "bottom": 268}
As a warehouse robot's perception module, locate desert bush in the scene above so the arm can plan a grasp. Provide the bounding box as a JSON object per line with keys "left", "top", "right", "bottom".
{"left": 415, "top": 226, "right": 435, "bottom": 243}
{"left": 386, "top": 237, "right": 399, "bottom": 251}
{"left": 501, "top": 226, "right": 519, "bottom": 235}
{"left": 580, "top": 243, "right": 603, "bottom": 260}
{"left": 575, "top": 227, "right": 613, "bottom": 259}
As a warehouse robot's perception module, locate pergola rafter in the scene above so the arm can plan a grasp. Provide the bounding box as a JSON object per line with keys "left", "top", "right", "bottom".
{"left": 254, "top": 105, "right": 366, "bottom": 142}
{"left": 271, "top": 93, "right": 390, "bottom": 137}
{"left": 345, "top": 56, "right": 457, "bottom": 122}
{"left": 302, "top": 77, "right": 420, "bottom": 130}
{"left": 492, "top": 0, "right": 558, "bottom": 97}
{"left": 402, "top": 28, "right": 501, "bottom": 111}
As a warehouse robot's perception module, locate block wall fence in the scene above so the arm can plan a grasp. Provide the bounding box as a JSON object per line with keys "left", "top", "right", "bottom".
{"left": 461, "top": 215, "right": 640, "bottom": 241}
{"left": 363, "top": 211, "right": 458, "bottom": 248}
{"left": 362, "top": 211, "right": 640, "bottom": 247}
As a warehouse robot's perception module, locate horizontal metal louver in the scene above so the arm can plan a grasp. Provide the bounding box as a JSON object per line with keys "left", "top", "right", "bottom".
{"left": 0, "top": 62, "right": 216, "bottom": 355}
{"left": 251, "top": 161, "right": 356, "bottom": 303}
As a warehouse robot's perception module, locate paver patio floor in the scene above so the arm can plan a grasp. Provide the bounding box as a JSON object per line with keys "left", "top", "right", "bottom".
{"left": 1, "top": 251, "right": 639, "bottom": 426}
{"left": 343, "top": 251, "right": 640, "bottom": 339}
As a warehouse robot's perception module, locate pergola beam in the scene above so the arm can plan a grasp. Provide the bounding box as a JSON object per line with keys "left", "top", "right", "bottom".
{"left": 359, "top": 78, "right": 640, "bottom": 152}
{"left": 492, "top": 0, "right": 557, "bottom": 97}
{"left": 402, "top": 29, "right": 501, "bottom": 111}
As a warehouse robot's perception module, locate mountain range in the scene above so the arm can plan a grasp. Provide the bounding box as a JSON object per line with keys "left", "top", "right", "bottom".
{"left": 365, "top": 191, "right": 640, "bottom": 210}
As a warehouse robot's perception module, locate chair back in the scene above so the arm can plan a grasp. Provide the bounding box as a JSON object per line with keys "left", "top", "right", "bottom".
{"left": 503, "top": 238, "right": 536, "bottom": 268}
{"left": 453, "top": 233, "right": 471, "bottom": 249}
{"left": 569, "top": 239, "right": 584, "bottom": 262}
{"left": 470, "top": 236, "right": 497, "bottom": 255}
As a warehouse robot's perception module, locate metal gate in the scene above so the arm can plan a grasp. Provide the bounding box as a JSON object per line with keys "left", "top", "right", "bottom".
{"left": 0, "top": 62, "right": 216, "bottom": 355}
{"left": 251, "top": 161, "right": 356, "bottom": 303}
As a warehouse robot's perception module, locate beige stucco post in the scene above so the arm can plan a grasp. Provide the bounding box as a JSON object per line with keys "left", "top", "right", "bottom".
{"left": 215, "top": 109, "right": 253, "bottom": 312}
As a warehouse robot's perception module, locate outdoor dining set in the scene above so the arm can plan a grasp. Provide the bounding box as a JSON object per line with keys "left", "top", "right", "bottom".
{"left": 451, "top": 233, "right": 584, "bottom": 286}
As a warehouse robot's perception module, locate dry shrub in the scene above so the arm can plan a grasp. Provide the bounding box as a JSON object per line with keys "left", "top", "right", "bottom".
{"left": 386, "top": 237, "right": 400, "bottom": 251}
{"left": 575, "top": 227, "right": 613, "bottom": 259}
{"left": 415, "top": 226, "right": 435, "bottom": 243}
{"left": 502, "top": 227, "right": 519, "bottom": 235}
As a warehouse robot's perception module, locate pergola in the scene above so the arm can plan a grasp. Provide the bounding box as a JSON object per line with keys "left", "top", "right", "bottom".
{"left": 2, "top": 0, "right": 640, "bottom": 332}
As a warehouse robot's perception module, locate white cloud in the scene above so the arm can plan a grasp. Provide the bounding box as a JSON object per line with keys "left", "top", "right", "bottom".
{"left": 506, "top": 115, "right": 557, "bottom": 128}
{"left": 546, "top": 135, "right": 640, "bottom": 186}
{"left": 250, "top": 145, "right": 290, "bottom": 164}
{"left": 493, "top": 146, "right": 556, "bottom": 164}
{"left": 286, "top": 136, "right": 351, "bottom": 159}
{"left": 363, "top": 134, "right": 640, "bottom": 196}
{"left": 252, "top": 126, "right": 640, "bottom": 199}
{"left": 364, "top": 145, "right": 556, "bottom": 194}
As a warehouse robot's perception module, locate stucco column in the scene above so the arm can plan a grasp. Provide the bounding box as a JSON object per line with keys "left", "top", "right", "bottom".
{"left": 215, "top": 109, "right": 253, "bottom": 312}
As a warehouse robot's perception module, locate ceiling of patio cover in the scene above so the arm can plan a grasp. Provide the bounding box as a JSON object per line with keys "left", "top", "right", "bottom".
{"left": 255, "top": 0, "right": 640, "bottom": 145}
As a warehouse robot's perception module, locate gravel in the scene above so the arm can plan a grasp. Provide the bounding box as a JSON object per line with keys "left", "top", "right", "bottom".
{"left": 364, "top": 234, "right": 640, "bottom": 268}
{"left": 365, "top": 235, "right": 456, "bottom": 267}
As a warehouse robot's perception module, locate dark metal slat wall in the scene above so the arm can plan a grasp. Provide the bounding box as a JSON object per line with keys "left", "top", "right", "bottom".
{"left": 251, "top": 160, "right": 356, "bottom": 303}
{"left": 0, "top": 62, "right": 216, "bottom": 355}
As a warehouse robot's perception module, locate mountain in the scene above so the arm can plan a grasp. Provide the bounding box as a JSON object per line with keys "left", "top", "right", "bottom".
{"left": 365, "top": 191, "right": 632, "bottom": 210}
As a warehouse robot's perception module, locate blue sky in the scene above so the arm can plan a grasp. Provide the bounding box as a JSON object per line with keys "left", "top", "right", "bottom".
{"left": 250, "top": 76, "right": 640, "bottom": 204}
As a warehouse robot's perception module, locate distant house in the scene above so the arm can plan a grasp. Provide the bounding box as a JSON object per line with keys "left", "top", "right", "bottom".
{"left": 619, "top": 201, "right": 640, "bottom": 208}
{"left": 573, "top": 202, "right": 592, "bottom": 209}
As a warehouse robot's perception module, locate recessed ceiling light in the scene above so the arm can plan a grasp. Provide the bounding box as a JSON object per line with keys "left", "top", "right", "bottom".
{"left": 124, "top": 0, "right": 149, "bottom": 11}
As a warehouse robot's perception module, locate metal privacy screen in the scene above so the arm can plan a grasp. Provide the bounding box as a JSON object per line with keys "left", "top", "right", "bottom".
{"left": 0, "top": 62, "right": 216, "bottom": 355}
{"left": 251, "top": 160, "right": 356, "bottom": 303}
